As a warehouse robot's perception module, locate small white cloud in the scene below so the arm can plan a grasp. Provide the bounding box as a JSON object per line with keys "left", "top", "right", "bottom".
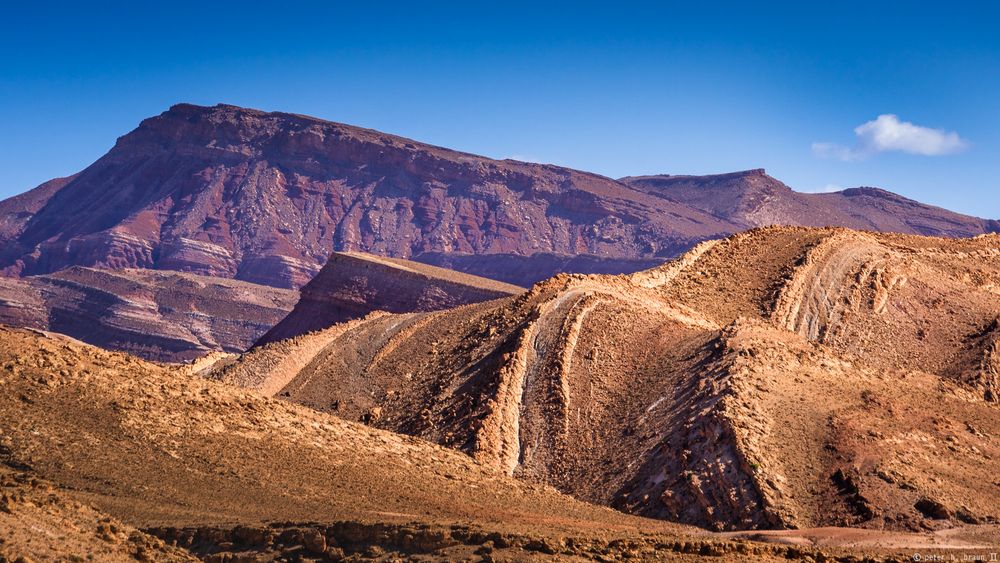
{"left": 813, "top": 114, "right": 969, "bottom": 161}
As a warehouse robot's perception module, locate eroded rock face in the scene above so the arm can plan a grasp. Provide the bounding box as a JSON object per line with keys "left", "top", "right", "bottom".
{"left": 218, "top": 227, "right": 1000, "bottom": 532}
{"left": 0, "top": 104, "right": 738, "bottom": 288}
{"left": 0, "top": 267, "right": 296, "bottom": 362}
{"left": 257, "top": 251, "right": 523, "bottom": 345}
{"left": 4, "top": 104, "right": 993, "bottom": 290}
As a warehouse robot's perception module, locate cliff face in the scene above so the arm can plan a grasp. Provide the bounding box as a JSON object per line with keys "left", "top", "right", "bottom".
{"left": 2, "top": 104, "right": 995, "bottom": 290}
{"left": 0, "top": 104, "right": 736, "bottom": 288}
{"left": 257, "top": 252, "right": 523, "bottom": 345}
{"left": 0, "top": 267, "right": 296, "bottom": 362}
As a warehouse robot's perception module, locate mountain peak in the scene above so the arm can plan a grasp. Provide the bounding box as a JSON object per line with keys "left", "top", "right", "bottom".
{"left": 1, "top": 104, "right": 995, "bottom": 289}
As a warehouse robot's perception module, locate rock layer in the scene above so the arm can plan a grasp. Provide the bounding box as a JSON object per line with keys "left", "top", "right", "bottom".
{"left": 257, "top": 251, "right": 523, "bottom": 345}
{"left": 2, "top": 104, "right": 996, "bottom": 289}
{"left": 0, "top": 267, "right": 296, "bottom": 362}
{"left": 217, "top": 227, "right": 1000, "bottom": 532}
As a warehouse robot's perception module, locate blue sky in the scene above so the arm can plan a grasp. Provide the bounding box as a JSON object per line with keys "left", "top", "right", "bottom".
{"left": 2, "top": 1, "right": 998, "bottom": 216}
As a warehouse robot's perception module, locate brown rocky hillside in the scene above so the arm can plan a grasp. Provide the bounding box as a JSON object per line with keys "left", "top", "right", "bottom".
{"left": 216, "top": 226, "right": 1000, "bottom": 534}
{"left": 4, "top": 326, "right": 963, "bottom": 561}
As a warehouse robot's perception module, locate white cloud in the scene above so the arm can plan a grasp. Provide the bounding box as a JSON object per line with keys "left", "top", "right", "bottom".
{"left": 813, "top": 114, "right": 969, "bottom": 161}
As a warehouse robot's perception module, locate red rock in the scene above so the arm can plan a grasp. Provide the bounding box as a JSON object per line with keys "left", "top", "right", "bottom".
{"left": 257, "top": 251, "right": 523, "bottom": 345}
{"left": 1, "top": 105, "right": 995, "bottom": 290}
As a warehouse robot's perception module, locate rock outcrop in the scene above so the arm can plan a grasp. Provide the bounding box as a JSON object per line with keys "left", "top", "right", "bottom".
{"left": 257, "top": 251, "right": 523, "bottom": 345}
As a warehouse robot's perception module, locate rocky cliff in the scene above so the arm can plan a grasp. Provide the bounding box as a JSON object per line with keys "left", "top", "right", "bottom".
{"left": 257, "top": 251, "right": 523, "bottom": 345}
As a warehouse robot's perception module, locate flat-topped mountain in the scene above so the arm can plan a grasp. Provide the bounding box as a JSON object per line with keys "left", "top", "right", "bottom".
{"left": 1, "top": 104, "right": 995, "bottom": 289}
{"left": 0, "top": 104, "right": 732, "bottom": 288}
{"left": 257, "top": 251, "right": 523, "bottom": 345}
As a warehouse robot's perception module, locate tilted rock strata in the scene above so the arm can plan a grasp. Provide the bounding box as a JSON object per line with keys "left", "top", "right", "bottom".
{"left": 1, "top": 326, "right": 806, "bottom": 561}
{"left": 218, "top": 227, "right": 1000, "bottom": 532}
{"left": 257, "top": 251, "right": 523, "bottom": 345}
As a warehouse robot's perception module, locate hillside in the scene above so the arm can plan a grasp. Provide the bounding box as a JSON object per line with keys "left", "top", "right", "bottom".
{"left": 1, "top": 104, "right": 995, "bottom": 289}
{"left": 0, "top": 326, "right": 927, "bottom": 561}
{"left": 216, "top": 226, "right": 1000, "bottom": 534}
{"left": 257, "top": 251, "right": 523, "bottom": 345}
{"left": 0, "top": 267, "right": 296, "bottom": 361}
{"left": 0, "top": 104, "right": 734, "bottom": 288}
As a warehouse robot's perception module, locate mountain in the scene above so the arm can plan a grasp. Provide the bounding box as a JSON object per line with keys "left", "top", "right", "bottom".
{"left": 621, "top": 169, "right": 1000, "bottom": 237}
{"left": 1, "top": 103, "right": 994, "bottom": 290}
{"left": 257, "top": 251, "right": 523, "bottom": 345}
{"left": 215, "top": 226, "right": 1000, "bottom": 533}
{"left": 0, "top": 267, "right": 296, "bottom": 361}
{"left": 0, "top": 326, "right": 897, "bottom": 562}
{"left": 4, "top": 326, "right": 994, "bottom": 560}
{"left": 0, "top": 104, "right": 735, "bottom": 288}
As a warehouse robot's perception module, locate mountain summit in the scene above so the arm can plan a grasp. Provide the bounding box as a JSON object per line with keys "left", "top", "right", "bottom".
{"left": 0, "top": 104, "right": 995, "bottom": 288}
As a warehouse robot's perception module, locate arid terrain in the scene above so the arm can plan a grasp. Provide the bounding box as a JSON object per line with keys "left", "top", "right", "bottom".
{"left": 1, "top": 104, "right": 996, "bottom": 290}
{"left": 0, "top": 227, "right": 998, "bottom": 559}
{"left": 4, "top": 2, "right": 998, "bottom": 559}
{"left": 257, "top": 251, "right": 523, "bottom": 345}
{"left": 0, "top": 267, "right": 297, "bottom": 361}
{"left": 1, "top": 107, "right": 999, "bottom": 562}
{"left": 2, "top": 324, "right": 997, "bottom": 561}
{"left": 216, "top": 227, "right": 1000, "bottom": 543}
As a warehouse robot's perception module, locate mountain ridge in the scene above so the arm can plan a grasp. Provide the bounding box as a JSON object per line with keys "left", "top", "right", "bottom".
{"left": 0, "top": 103, "right": 995, "bottom": 290}
{"left": 215, "top": 226, "right": 1000, "bottom": 533}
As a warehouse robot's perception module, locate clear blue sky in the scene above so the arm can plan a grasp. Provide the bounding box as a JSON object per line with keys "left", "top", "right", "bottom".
{"left": 2, "top": 1, "right": 998, "bottom": 216}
